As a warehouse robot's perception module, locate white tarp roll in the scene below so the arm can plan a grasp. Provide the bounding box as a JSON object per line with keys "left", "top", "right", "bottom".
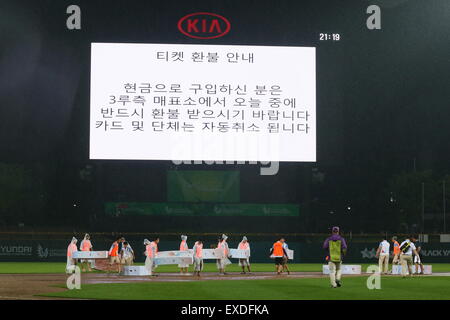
{"left": 121, "top": 266, "right": 150, "bottom": 276}
{"left": 270, "top": 249, "right": 294, "bottom": 260}
{"left": 72, "top": 251, "right": 109, "bottom": 259}
{"left": 154, "top": 256, "right": 193, "bottom": 266}
{"left": 322, "top": 265, "right": 362, "bottom": 275}
{"left": 199, "top": 248, "right": 226, "bottom": 260}
{"left": 151, "top": 249, "right": 224, "bottom": 264}
{"left": 156, "top": 250, "right": 192, "bottom": 258}
{"left": 391, "top": 265, "right": 432, "bottom": 275}
{"left": 153, "top": 250, "right": 194, "bottom": 265}
{"left": 229, "top": 249, "right": 250, "bottom": 259}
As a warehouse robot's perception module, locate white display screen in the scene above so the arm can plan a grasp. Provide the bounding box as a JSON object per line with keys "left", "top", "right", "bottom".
{"left": 90, "top": 43, "right": 316, "bottom": 162}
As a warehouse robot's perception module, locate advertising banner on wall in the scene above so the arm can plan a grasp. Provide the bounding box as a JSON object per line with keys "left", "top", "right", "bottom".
{"left": 105, "top": 202, "right": 300, "bottom": 216}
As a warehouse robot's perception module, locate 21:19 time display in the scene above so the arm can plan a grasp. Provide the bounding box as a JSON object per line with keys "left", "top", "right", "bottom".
{"left": 319, "top": 33, "right": 341, "bottom": 41}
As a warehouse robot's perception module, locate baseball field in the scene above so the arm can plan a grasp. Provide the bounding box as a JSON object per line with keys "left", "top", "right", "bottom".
{"left": 1, "top": 262, "right": 450, "bottom": 300}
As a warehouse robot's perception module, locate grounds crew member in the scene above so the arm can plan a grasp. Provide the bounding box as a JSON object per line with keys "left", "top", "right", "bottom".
{"left": 412, "top": 236, "right": 424, "bottom": 275}
{"left": 399, "top": 235, "right": 420, "bottom": 277}
{"left": 217, "top": 234, "right": 231, "bottom": 275}
{"left": 66, "top": 237, "right": 78, "bottom": 273}
{"left": 108, "top": 237, "right": 121, "bottom": 274}
{"left": 270, "top": 238, "right": 288, "bottom": 275}
{"left": 323, "top": 226, "right": 347, "bottom": 288}
{"left": 376, "top": 236, "right": 390, "bottom": 275}
{"left": 79, "top": 233, "right": 93, "bottom": 272}
{"left": 144, "top": 237, "right": 159, "bottom": 276}
{"left": 178, "top": 235, "right": 189, "bottom": 274}
{"left": 144, "top": 239, "right": 153, "bottom": 276}
{"left": 192, "top": 240, "right": 204, "bottom": 277}
{"left": 391, "top": 236, "right": 401, "bottom": 272}
{"left": 116, "top": 236, "right": 125, "bottom": 256}
{"left": 238, "top": 236, "right": 251, "bottom": 274}
{"left": 120, "top": 241, "right": 135, "bottom": 267}
{"left": 281, "top": 239, "right": 291, "bottom": 275}
{"left": 119, "top": 237, "right": 133, "bottom": 255}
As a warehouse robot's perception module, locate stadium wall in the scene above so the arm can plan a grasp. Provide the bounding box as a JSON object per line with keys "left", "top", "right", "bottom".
{"left": 1, "top": 238, "right": 449, "bottom": 263}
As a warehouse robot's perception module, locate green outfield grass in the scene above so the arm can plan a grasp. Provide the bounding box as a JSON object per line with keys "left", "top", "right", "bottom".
{"left": 1, "top": 262, "right": 449, "bottom": 300}
{"left": 1, "top": 262, "right": 450, "bottom": 274}
{"left": 40, "top": 276, "right": 450, "bottom": 300}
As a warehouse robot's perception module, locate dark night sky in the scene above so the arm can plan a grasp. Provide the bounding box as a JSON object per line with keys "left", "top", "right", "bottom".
{"left": 0, "top": 0, "right": 449, "bottom": 232}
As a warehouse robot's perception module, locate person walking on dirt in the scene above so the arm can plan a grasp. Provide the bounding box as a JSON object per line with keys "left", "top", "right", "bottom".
{"left": 390, "top": 236, "right": 401, "bottom": 273}
{"left": 144, "top": 237, "right": 159, "bottom": 276}
{"left": 108, "top": 237, "right": 121, "bottom": 274}
{"left": 178, "top": 235, "right": 189, "bottom": 274}
{"left": 399, "top": 235, "right": 420, "bottom": 277}
{"left": 376, "top": 236, "right": 390, "bottom": 275}
{"left": 79, "top": 233, "right": 93, "bottom": 272}
{"left": 144, "top": 238, "right": 154, "bottom": 276}
{"left": 66, "top": 237, "right": 78, "bottom": 273}
{"left": 217, "top": 234, "right": 231, "bottom": 275}
{"left": 270, "top": 238, "right": 288, "bottom": 275}
{"left": 238, "top": 236, "right": 251, "bottom": 274}
{"left": 412, "top": 236, "right": 424, "bottom": 275}
{"left": 193, "top": 240, "right": 204, "bottom": 277}
{"left": 281, "top": 239, "right": 291, "bottom": 275}
{"left": 120, "top": 241, "right": 135, "bottom": 267}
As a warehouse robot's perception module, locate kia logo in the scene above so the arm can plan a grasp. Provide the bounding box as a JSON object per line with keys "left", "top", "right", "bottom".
{"left": 178, "top": 12, "right": 231, "bottom": 39}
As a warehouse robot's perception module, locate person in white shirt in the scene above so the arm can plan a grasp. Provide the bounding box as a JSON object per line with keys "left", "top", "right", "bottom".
{"left": 375, "top": 237, "right": 390, "bottom": 274}
{"left": 399, "top": 235, "right": 420, "bottom": 277}
{"left": 281, "top": 239, "right": 291, "bottom": 275}
{"left": 120, "top": 241, "right": 135, "bottom": 266}
{"left": 412, "top": 237, "right": 424, "bottom": 275}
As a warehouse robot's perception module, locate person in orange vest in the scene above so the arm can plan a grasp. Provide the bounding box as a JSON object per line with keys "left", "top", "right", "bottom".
{"left": 66, "top": 237, "right": 78, "bottom": 273}
{"left": 79, "top": 233, "right": 93, "bottom": 272}
{"left": 108, "top": 237, "right": 121, "bottom": 274}
{"left": 178, "top": 235, "right": 189, "bottom": 274}
{"left": 192, "top": 240, "right": 203, "bottom": 277}
{"left": 391, "top": 236, "right": 401, "bottom": 273}
{"left": 270, "top": 238, "right": 287, "bottom": 275}
{"left": 238, "top": 236, "right": 251, "bottom": 274}
{"left": 217, "top": 234, "right": 231, "bottom": 275}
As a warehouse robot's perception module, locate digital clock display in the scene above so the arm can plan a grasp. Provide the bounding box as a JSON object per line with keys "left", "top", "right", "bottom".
{"left": 319, "top": 33, "right": 341, "bottom": 41}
